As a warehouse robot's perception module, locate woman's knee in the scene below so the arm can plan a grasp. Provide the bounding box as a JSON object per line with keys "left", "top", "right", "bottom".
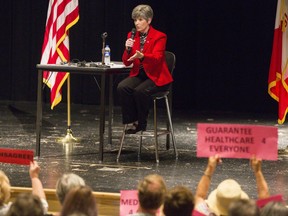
{"left": 117, "top": 81, "right": 126, "bottom": 94}
{"left": 133, "top": 88, "right": 147, "bottom": 98}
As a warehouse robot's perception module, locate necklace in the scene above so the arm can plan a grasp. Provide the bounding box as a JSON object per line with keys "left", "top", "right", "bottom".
{"left": 140, "top": 33, "right": 147, "bottom": 51}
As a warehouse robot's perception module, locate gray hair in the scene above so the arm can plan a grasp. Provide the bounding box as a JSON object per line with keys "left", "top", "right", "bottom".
{"left": 132, "top": 4, "right": 153, "bottom": 21}
{"left": 56, "top": 173, "right": 85, "bottom": 204}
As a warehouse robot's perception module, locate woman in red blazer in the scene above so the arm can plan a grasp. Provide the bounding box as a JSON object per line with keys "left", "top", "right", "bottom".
{"left": 117, "top": 4, "right": 173, "bottom": 134}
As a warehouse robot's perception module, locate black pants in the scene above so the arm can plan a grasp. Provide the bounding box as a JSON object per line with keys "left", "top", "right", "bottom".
{"left": 117, "top": 75, "right": 170, "bottom": 126}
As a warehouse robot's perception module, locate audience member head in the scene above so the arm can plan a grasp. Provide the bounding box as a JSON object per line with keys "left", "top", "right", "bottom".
{"left": 6, "top": 193, "right": 44, "bottom": 216}
{"left": 0, "top": 170, "right": 11, "bottom": 206}
{"left": 137, "top": 174, "right": 167, "bottom": 213}
{"left": 228, "top": 199, "right": 260, "bottom": 216}
{"left": 56, "top": 173, "right": 85, "bottom": 204}
{"left": 163, "top": 185, "right": 195, "bottom": 216}
{"left": 60, "top": 185, "right": 97, "bottom": 216}
{"left": 206, "top": 179, "right": 249, "bottom": 216}
{"left": 67, "top": 213, "right": 88, "bottom": 216}
{"left": 260, "top": 201, "right": 288, "bottom": 216}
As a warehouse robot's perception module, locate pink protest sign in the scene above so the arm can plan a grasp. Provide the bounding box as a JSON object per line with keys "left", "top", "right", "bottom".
{"left": 197, "top": 123, "right": 278, "bottom": 160}
{"left": 192, "top": 209, "right": 206, "bottom": 216}
{"left": 120, "top": 190, "right": 139, "bottom": 216}
{"left": 256, "top": 194, "right": 284, "bottom": 208}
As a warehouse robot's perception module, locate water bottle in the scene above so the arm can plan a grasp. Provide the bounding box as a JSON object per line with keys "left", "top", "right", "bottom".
{"left": 104, "top": 45, "right": 111, "bottom": 65}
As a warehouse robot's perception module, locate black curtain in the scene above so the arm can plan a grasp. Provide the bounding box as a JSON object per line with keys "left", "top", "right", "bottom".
{"left": 0, "top": 0, "right": 278, "bottom": 115}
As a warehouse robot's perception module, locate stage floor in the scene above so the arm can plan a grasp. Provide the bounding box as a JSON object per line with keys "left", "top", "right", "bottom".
{"left": 0, "top": 101, "right": 287, "bottom": 201}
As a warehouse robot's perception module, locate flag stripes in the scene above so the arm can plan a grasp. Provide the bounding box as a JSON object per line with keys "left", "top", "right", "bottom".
{"left": 40, "top": 0, "right": 79, "bottom": 109}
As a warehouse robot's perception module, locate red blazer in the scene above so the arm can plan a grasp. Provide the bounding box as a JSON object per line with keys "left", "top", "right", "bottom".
{"left": 122, "top": 26, "right": 173, "bottom": 86}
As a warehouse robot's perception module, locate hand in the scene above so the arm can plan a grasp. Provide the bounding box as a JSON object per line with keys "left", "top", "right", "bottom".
{"left": 127, "top": 50, "right": 144, "bottom": 61}
{"left": 205, "top": 154, "right": 222, "bottom": 176}
{"left": 125, "top": 38, "right": 134, "bottom": 50}
{"left": 29, "top": 161, "right": 40, "bottom": 179}
{"left": 250, "top": 155, "right": 262, "bottom": 173}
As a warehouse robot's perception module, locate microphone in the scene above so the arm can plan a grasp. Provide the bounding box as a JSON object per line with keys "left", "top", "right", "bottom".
{"left": 102, "top": 32, "right": 108, "bottom": 39}
{"left": 127, "top": 28, "right": 136, "bottom": 54}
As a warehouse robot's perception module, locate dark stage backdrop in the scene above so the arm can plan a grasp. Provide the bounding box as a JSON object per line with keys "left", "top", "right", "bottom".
{"left": 0, "top": 1, "right": 278, "bottom": 116}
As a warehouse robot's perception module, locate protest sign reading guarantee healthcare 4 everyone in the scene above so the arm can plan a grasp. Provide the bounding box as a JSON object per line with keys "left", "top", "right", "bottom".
{"left": 197, "top": 123, "right": 278, "bottom": 160}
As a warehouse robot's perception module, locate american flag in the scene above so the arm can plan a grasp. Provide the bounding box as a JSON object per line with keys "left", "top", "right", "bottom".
{"left": 40, "top": 0, "right": 79, "bottom": 109}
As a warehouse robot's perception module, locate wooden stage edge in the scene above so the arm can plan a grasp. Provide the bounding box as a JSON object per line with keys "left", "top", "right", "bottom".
{"left": 10, "top": 187, "right": 120, "bottom": 216}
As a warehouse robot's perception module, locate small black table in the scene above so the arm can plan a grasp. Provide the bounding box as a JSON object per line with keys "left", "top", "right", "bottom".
{"left": 36, "top": 62, "right": 130, "bottom": 162}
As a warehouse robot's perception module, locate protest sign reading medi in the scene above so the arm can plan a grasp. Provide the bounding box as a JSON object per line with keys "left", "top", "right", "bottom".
{"left": 197, "top": 123, "right": 278, "bottom": 160}
{"left": 120, "top": 190, "right": 139, "bottom": 216}
{"left": 119, "top": 190, "right": 162, "bottom": 216}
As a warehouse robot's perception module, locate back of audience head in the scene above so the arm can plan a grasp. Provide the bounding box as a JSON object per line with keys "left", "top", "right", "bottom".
{"left": 56, "top": 173, "right": 85, "bottom": 205}
{"left": 0, "top": 170, "right": 11, "bottom": 206}
{"left": 60, "top": 185, "right": 97, "bottom": 216}
{"left": 67, "top": 213, "right": 88, "bottom": 216}
{"left": 163, "top": 185, "right": 194, "bottom": 216}
{"left": 260, "top": 201, "right": 288, "bottom": 216}
{"left": 228, "top": 199, "right": 260, "bottom": 216}
{"left": 6, "top": 193, "right": 44, "bottom": 216}
{"left": 137, "top": 174, "right": 167, "bottom": 211}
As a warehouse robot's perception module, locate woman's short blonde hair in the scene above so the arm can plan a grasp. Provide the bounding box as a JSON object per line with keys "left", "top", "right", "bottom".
{"left": 132, "top": 4, "right": 153, "bottom": 21}
{"left": 0, "top": 170, "right": 11, "bottom": 205}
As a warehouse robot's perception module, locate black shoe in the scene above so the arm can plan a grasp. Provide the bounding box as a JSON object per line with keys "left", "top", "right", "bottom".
{"left": 125, "top": 124, "right": 146, "bottom": 134}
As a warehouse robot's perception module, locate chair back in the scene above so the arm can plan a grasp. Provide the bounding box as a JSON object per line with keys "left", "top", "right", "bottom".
{"left": 165, "top": 51, "right": 176, "bottom": 75}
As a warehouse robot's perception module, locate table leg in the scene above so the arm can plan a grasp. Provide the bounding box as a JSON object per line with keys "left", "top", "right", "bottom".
{"left": 36, "top": 70, "right": 43, "bottom": 157}
{"left": 99, "top": 74, "right": 106, "bottom": 162}
{"left": 108, "top": 74, "right": 114, "bottom": 145}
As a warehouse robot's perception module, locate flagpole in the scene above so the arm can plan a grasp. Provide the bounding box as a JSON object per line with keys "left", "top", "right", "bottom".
{"left": 57, "top": 74, "right": 79, "bottom": 143}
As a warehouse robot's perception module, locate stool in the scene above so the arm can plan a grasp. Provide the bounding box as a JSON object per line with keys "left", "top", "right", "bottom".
{"left": 116, "top": 51, "right": 178, "bottom": 163}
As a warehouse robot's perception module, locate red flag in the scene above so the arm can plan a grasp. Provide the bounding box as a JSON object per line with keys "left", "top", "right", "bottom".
{"left": 40, "top": 0, "right": 79, "bottom": 109}
{"left": 268, "top": 0, "right": 288, "bottom": 124}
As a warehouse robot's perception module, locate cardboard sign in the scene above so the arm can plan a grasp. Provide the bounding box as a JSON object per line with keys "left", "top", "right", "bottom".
{"left": 0, "top": 148, "right": 34, "bottom": 165}
{"left": 197, "top": 123, "right": 278, "bottom": 160}
{"left": 192, "top": 209, "right": 206, "bottom": 216}
{"left": 256, "top": 194, "right": 284, "bottom": 208}
{"left": 119, "top": 190, "right": 162, "bottom": 216}
{"left": 120, "top": 190, "right": 139, "bottom": 216}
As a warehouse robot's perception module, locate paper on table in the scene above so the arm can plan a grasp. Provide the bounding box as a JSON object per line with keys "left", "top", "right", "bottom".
{"left": 109, "top": 61, "right": 133, "bottom": 68}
